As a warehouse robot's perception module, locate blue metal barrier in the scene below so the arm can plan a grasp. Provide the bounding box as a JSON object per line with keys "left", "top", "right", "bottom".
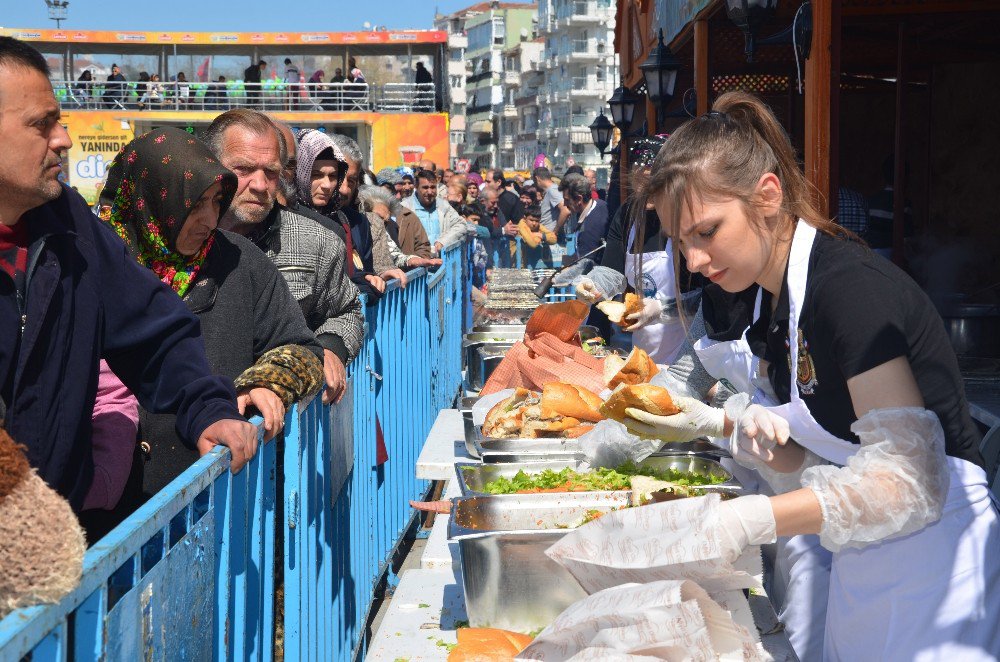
{"left": 0, "top": 437, "right": 275, "bottom": 660}
{"left": 0, "top": 242, "right": 471, "bottom": 661}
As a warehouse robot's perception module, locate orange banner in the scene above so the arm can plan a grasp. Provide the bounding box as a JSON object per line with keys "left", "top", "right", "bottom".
{"left": 62, "top": 111, "right": 134, "bottom": 205}
{"left": 1, "top": 28, "right": 446, "bottom": 46}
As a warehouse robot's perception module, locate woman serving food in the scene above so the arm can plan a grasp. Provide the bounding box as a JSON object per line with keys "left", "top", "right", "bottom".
{"left": 622, "top": 91, "right": 1000, "bottom": 659}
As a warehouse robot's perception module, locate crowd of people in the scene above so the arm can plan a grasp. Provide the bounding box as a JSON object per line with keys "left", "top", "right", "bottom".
{"left": 0, "top": 35, "right": 465, "bottom": 582}
{"left": 69, "top": 55, "right": 434, "bottom": 112}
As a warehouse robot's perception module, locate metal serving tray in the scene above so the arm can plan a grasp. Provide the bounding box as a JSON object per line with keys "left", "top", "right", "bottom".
{"left": 449, "top": 491, "right": 631, "bottom": 632}
{"left": 471, "top": 324, "right": 527, "bottom": 335}
{"left": 462, "top": 413, "right": 582, "bottom": 461}
{"left": 468, "top": 343, "right": 516, "bottom": 391}
{"left": 454, "top": 455, "right": 738, "bottom": 498}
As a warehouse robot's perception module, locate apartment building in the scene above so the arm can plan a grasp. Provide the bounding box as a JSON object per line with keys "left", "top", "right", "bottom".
{"left": 444, "top": 2, "right": 537, "bottom": 170}
{"left": 536, "top": 0, "right": 617, "bottom": 176}
{"left": 499, "top": 39, "right": 545, "bottom": 171}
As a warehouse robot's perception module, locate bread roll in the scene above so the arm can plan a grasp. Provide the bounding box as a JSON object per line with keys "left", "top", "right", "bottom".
{"left": 604, "top": 347, "right": 660, "bottom": 388}
{"left": 599, "top": 383, "right": 680, "bottom": 422}
{"left": 481, "top": 388, "right": 537, "bottom": 438}
{"left": 624, "top": 292, "right": 643, "bottom": 319}
{"left": 596, "top": 300, "right": 626, "bottom": 324}
{"left": 562, "top": 423, "right": 595, "bottom": 438}
{"left": 448, "top": 628, "right": 533, "bottom": 661}
{"left": 521, "top": 415, "right": 581, "bottom": 438}
{"left": 540, "top": 383, "right": 604, "bottom": 422}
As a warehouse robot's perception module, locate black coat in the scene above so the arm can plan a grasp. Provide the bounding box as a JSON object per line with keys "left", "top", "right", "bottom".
{"left": 140, "top": 231, "right": 322, "bottom": 495}
{"left": 0, "top": 187, "right": 241, "bottom": 510}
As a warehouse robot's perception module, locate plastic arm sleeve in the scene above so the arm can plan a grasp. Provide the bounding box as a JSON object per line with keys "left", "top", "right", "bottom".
{"left": 654, "top": 288, "right": 702, "bottom": 325}
{"left": 649, "top": 304, "right": 719, "bottom": 401}
{"left": 801, "top": 407, "right": 951, "bottom": 552}
{"left": 583, "top": 265, "right": 627, "bottom": 299}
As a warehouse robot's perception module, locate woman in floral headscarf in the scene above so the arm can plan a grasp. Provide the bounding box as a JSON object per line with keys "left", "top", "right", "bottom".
{"left": 97, "top": 126, "right": 323, "bottom": 499}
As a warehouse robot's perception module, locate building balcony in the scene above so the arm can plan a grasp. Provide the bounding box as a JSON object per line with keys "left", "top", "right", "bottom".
{"left": 448, "top": 33, "right": 468, "bottom": 49}
{"left": 503, "top": 70, "right": 520, "bottom": 87}
{"left": 502, "top": 104, "right": 518, "bottom": 118}
{"left": 448, "top": 61, "right": 466, "bottom": 78}
{"left": 500, "top": 135, "right": 514, "bottom": 150}
{"left": 470, "top": 119, "right": 494, "bottom": 135}
{"left": 466, "top": 70, "right": 495, "bottom": 85}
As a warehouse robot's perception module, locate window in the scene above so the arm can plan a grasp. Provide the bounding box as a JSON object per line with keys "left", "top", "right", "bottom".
{"left": 571, "top": 142, "right": 586, "bottom": 155}
{"left": 492, "top": 16, "right": 506, "bottom": 46}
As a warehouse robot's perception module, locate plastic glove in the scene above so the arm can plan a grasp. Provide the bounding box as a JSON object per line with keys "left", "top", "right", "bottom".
{"left": 623, "top": 297, "right": 663, "bottom": 331}
{"left": 722, "top": 393, "right": 790, "bottom": 465}
{"left": 717, "top": 494, "right": 777, "bottom": 564}
{"left": 622, "top": 396, "right": 725, "bottom": 442}
{"left": 575, "top": 277, "right": 604, "bottom": 304}
{"left": 801, "top": 407, "right": 950, "bottom": 552}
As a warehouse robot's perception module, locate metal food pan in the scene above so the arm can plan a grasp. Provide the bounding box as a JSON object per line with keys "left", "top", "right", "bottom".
{"left": 449, "top": 492, "right": 631, "bottom": 632}
{"left": 469, "top": 343, "right": 515, "bottom": 391}
{"left": 471, "top": 324, "right": 527, "bottom": 335}
{"left": 454, "top": 455, "right": 737, "bottom": 497}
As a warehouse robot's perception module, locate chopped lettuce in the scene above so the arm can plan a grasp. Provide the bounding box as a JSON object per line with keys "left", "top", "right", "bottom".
{"left": 479, "top": 461, "right": 726, "bottom": 495}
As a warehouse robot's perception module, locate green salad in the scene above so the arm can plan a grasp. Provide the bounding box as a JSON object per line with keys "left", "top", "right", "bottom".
{"left": 472, "top": 461, "right": 726, "bottom": 495}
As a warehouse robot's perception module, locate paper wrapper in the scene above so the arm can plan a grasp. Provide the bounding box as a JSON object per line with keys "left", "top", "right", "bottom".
{"left": 481, "top": 301, "right": 608, "bottom": 396}
{"left": 515, "top": 580, "right": 763, "bottom": 661}
{"left": 545, "top": 494, "right": 764, "bottom": 595}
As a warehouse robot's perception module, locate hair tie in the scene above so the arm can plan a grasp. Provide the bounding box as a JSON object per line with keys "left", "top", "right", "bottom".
{"left": 703, "top": 110, "right": 728, "bottom": 121}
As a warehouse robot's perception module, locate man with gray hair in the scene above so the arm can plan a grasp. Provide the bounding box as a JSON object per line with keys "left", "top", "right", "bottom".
{"left": 560, "top": 172, "right": 608, "bottom": 262}
{"left": 203, "top": 109, "right": 363, "bottom": 405}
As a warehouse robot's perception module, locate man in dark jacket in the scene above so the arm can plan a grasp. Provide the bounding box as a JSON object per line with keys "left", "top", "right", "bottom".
{"left": 561, "top": 173, "right": 609, "bottom": 262}
{"left": 243, "top": 59, "right": 265, "bottom": 108}
{"left": 205, "top": 110, "right": 365, "bottom": 405}
{"left": 485, "top": 168, "right": 524, "bottom": 224}
{"left": 0, "top": 37, "right": 256, "bottom": 511}
{"left": 102, "top": 63, "right": 127, "bottom": 109}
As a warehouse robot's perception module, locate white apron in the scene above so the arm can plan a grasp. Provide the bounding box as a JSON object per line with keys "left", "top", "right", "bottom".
{"left": 624, "top": 226, "right": 685, "bottom": 364}
{"left": 776, "top": 222, "right": 1000, "bottom": 660}
{"left": 693, "top": 284, "right": 832, "bottom": 662}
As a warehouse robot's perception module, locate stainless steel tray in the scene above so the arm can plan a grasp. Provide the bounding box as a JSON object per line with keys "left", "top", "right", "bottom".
{"left": 469, "top": 343, "right": 515, "bottom": 391}
{"left": 471, "top": 324, "right": 527, "bottom": 335}
{"left": 462, "top": 414, "right": 582, "bottom": 461}
{"left": 454, "top": 455, "right": 738, "bottom": 497}
{"left": 449, "top": 492, "right": 631, "bottom": 631}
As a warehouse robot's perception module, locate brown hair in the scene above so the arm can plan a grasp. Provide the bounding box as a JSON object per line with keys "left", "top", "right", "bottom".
{"left": 633, "top": 91, "right": 853, "bottom": 298}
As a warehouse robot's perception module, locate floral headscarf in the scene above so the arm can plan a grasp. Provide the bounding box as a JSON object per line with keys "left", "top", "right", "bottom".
{"left": 98, "top": 127, "right": 237, "bottom": 297}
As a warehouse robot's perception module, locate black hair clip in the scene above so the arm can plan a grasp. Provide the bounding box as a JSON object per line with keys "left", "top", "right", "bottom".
{"left": 703, "top": 110, "right": 728, "bottom": 121}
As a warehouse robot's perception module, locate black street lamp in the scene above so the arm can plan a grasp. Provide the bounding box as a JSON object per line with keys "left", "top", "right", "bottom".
{"left": 607, "top": 77, "right": 643, "bottom": 132}
{"left": 639, "top": 29, "right": 682, "bottom": 127}
{"left": 725, "top": 0, "right": 778, "bottom": 62}
{"left": 725, "top": 0, "right": 812, "bottom": 63}
{"left": 588, "top": 110, "right": 615, "bottom": 160}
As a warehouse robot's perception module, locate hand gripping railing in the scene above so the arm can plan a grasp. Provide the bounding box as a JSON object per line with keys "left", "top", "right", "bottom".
{"left": 0, "top": 241, "right": 470, "bottom": 661}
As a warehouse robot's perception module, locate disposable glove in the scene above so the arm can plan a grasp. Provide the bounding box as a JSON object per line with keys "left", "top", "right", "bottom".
{"left": 623, "top": 396, "right": 725, "bottom": 443}
{"left": 717, "top": 494, "right": 777, "bottom": 564}
{"left": 722, "top": 393, "right": 790, "bottom": 465}
{"left": 574, "top": 277, "right": 604, "bottom": 304}
{"left": 623, "top": 297, "right": 663, "bottom": 331}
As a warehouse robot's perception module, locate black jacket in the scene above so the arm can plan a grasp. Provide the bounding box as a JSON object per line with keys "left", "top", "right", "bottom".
{"left": 141, "top": 231, "right": 322, "bottom": 494}
{"left": 0, "top": 187, "right": 240, "bottom": 509}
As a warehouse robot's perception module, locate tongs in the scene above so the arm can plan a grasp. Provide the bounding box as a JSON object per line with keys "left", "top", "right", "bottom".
{"left": 533, "top": 240, "right": 607, "bottom": 298}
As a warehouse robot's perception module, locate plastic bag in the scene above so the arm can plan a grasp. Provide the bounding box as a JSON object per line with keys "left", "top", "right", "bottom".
{"left": 577, "top": 419, "right": 662, "bottom": 469}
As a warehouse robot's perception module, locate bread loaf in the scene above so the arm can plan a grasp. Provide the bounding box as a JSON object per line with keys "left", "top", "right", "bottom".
{"left": 540, "top": 383, "right": 604, "bottom": 422}
{"left": 603, "top": 347, "right": 660, "bottom": 388}
{"left": 599, "top": 383, "right": 680, "bottom": 422}
{"left": 447, "top": 628, "right": 533, "bottom": 661}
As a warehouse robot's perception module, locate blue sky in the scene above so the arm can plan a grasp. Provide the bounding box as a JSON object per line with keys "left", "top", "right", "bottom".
{"left": 0, "top": 0, "right": 486, "bottom": 32}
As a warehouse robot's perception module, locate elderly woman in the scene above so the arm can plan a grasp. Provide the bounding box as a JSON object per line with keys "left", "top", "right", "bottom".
{"left": 98, "top": 127, "right": 323, "bottom": 498}
{"left": 357, "top": 185, "right": 436, "bottom": 268}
